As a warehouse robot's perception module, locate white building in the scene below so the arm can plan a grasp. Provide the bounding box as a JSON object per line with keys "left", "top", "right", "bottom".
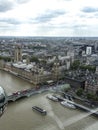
{"left": 86, "top": 47, "right": 92, "bottom": 55}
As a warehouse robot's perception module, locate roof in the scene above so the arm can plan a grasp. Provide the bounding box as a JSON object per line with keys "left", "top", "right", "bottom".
{"left": 61, "top": 84, "right": 70, "bottom": 89}
{"left": 47, "top": 80, "right": 53, "bottom": 84}
{"left": 12, "top": 62, "right": 34, "bottom": 69}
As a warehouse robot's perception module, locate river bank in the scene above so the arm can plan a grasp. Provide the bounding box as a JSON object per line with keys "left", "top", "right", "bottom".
{"left": 0, "top": 70, "right": 98, "bottom": 130}
{"left": 1, "top": 92, "right": 98, "bottom": 130}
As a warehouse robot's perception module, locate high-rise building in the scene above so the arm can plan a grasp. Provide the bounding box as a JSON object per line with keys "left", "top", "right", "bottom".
{"left": 86, "top": 46, "right": 92, "bottom": 55}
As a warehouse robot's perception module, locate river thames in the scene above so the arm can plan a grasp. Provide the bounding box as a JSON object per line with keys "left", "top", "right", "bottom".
{"left": 0, "top": 70, "right": 98, "bottom": 130}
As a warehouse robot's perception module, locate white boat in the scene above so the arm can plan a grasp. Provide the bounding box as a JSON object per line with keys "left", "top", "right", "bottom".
{"left": 46, "top": 95, "right": 58, "bottom": 102}
{"left": 61, "top": 100, "right": 76, "bottom": 109}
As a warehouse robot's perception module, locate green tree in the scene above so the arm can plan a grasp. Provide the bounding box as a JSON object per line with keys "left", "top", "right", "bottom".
{"left": 40, "top": 59, "right": 47, "bottom": 65}
{"left": 76, "top": 88, "right": 83, "bottom": 96}
{"left": 0, "top": 56, "right": 11, "bottom": 62}
{"left": 60, "top": 84, "right": 71, "bottom": 92}
{"left": 30, "top": 56, "right": 39, "bottom": 63}
{"left": 80, "top": 65, "right": 96, "bottom": 72}
{"left": 70, "top": 60, "right": 80, "bottom": 70}
{"left": 87, "top": 93, "right": 98, "bottom": 101}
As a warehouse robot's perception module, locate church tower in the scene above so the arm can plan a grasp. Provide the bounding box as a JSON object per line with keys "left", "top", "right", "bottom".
{"left": 52, "top": 56, "right": 60, "bottom": 81}
{"left": 14, "top": 45, "right": 22, "bottom": 62}
{"left": 26, "top": 54, "right": 30, "bottom": 64}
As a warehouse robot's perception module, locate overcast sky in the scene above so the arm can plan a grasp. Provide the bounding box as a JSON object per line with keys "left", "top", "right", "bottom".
{"left": 0, "top": 0, "right": 98, "bottom": 37}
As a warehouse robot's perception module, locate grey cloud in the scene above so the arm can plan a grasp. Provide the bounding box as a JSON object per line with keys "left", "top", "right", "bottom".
{"left": 94, "top": 13, "right": 98, "bottom": 18}
{"left": 0, "top": 0, "right": 31, "bottom": 13}
{"left": 79, "top": 13, "right": 97, "bottom": 19}
{"left": 63, "top": 0, "right": 72, "bottom": 1}
{"left": 79, "top": 14, "right": 87, "bottom": 18}
{"left": 0, "top": 18, "right": 21, "bottom": 25}
{"left": 72, "top": 24, "right": 87, "bottom": 29}
{"left": 34, "top": 10, "right": 65, "bottom": 23}
{"left": 59, "top": 0, "right": 72, "bottom": 1}
{"left": 0, "top": 1, "right": 15, "bottom": 12}
{"left": 46, "top": 23, "right": 87, "bottom": 29}
{"left": 15, "top": 0, "right": 31, "bottom": 4}
{"left": 81, "top": 7, "right": 98, "bottom": 13}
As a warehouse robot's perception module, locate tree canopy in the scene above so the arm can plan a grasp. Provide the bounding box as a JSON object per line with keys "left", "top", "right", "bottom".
{"left": 70, "top": 60, "right": 80, "bottom": 70}
{"left": 0, "top": 56, "right": 11, "bottom": 62}
{"left": 30, "top": 56, "right": 39, "bottom": 63}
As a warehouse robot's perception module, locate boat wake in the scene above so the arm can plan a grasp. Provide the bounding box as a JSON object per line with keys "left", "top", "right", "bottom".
{"left": 62, "top": 107, "right": 98, "bottom": 128}
{"left": 44, "top": 97, "right": 64, "bottom": 130}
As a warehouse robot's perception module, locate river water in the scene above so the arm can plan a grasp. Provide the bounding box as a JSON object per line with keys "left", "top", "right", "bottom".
{"left": 0, "top": 70, "right": 98, "bottom": 130}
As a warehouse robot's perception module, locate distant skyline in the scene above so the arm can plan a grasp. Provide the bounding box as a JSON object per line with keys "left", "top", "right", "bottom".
{"left": 0, "top": 0, "right": 98, "bottom": 37}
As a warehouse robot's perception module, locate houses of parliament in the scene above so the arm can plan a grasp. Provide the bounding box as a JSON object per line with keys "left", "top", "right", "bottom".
{"left": 0, "top": 45, "right": 73, "bottom": 86}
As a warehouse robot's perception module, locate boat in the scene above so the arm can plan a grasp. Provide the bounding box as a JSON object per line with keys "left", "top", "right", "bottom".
{"left": 53, "top": 94, "right": 65, "bottom": 101}
{"left": 46, "top": 94, "right": 58, "bottom": 102}
{"left": 32, "top": 106, "right": 47, "bottom": 115}
{"left": 61, "top": 100, "right": 76, "bottom": 109}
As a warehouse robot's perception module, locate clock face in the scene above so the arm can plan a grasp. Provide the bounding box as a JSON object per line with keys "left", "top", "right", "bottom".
{"left": 0, "top": 86, "right": 7, "bottom": 117}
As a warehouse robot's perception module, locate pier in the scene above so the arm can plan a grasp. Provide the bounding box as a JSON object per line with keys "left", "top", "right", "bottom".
{"left": 74, "top": 102, "right": 98, "bottom": 117}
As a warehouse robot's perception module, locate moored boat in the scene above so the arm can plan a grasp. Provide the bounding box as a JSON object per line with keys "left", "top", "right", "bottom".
{"left": 46, "top": 94, "right": 58, "bottom": 102}
{"left": 32, "top": 106, "right": 47, "bottom": 115}
{"left": 61, "top": 100, "right": 76, "bottom": 109}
